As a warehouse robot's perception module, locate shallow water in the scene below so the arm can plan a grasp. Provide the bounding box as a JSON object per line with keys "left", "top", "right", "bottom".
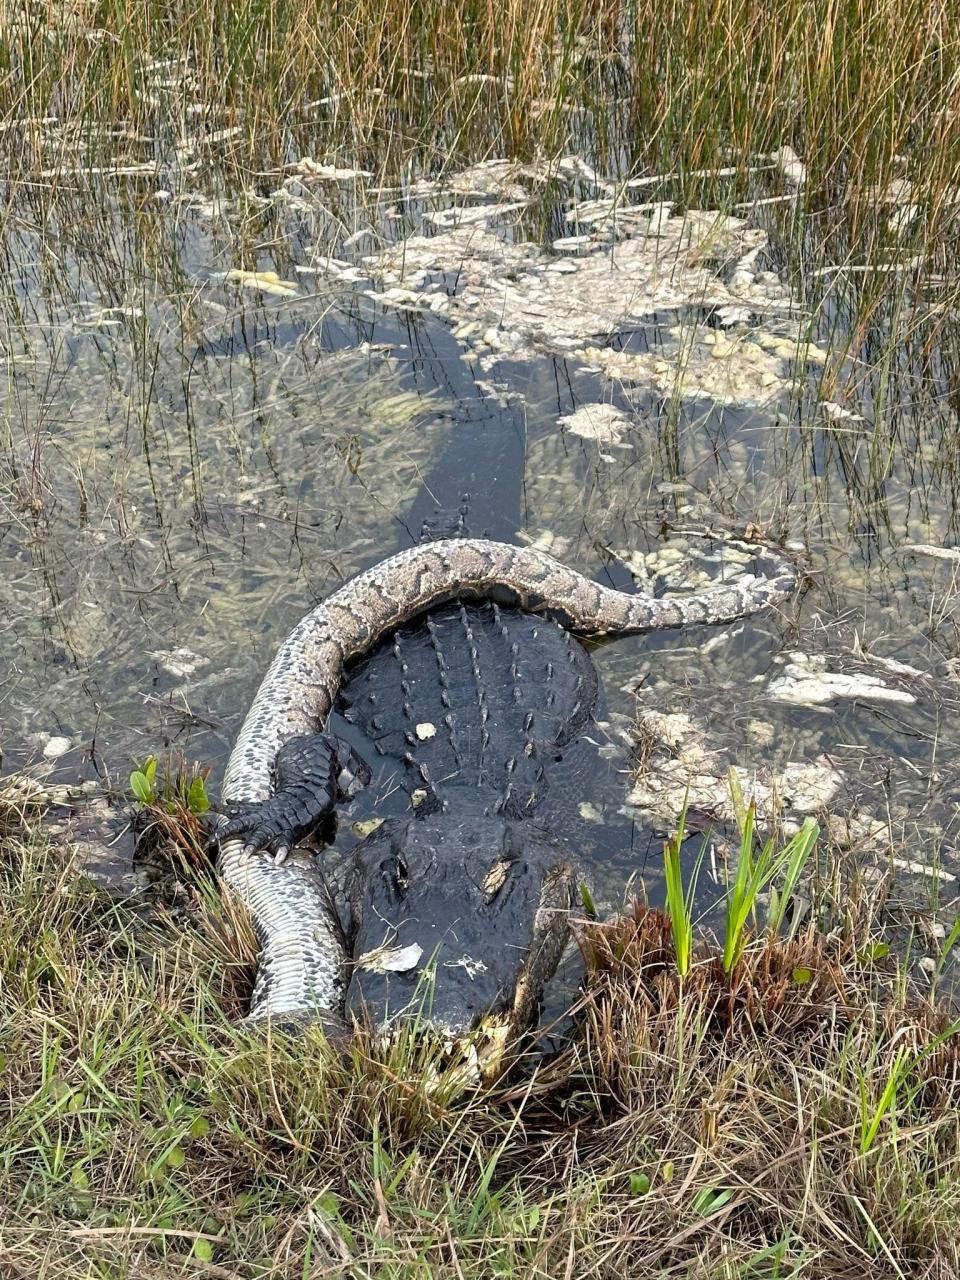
{"left": 2, "top": 160, "right": 959, "bottom": 916}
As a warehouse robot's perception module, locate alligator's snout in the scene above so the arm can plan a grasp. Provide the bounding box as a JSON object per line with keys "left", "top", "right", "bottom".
{"left": 344, "top": 803, "right": 573, "bottom": 1072}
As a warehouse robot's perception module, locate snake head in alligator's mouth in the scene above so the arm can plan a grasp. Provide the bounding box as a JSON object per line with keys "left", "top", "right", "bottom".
{"left": 344, "top": 805, "right": 574, "bottom": 1078}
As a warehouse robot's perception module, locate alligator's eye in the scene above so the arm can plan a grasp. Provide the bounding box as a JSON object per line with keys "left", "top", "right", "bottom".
{"left": 482, "top": 859, "right": 511, "bottom": 903}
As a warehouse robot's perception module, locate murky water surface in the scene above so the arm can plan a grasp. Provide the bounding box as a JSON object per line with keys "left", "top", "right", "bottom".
{"left": 2, "top": 158, "right": 959, "bottom": 910}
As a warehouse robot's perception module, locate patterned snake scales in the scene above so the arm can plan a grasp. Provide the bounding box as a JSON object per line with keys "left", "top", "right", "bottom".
{"left": 220, "top": 537, "right": 797, "bottom": 1021}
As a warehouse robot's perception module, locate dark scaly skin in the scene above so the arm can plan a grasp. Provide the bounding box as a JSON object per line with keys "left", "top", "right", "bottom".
{"left": 341, "top": 798, "right": 575, "bottom": 1071}
{"left": 218, "top": 537, "right": 797, "bottom": 1021}
{"left": 338, "top": 600, "right": 600, "bottom": 815}
{"left": 336, "top": 602, "right": 594, "bottom": 1061}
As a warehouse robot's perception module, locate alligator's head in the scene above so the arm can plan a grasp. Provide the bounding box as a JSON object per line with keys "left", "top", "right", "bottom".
{"left": 343, "top": 803, "right": 574, "bottom": 1079}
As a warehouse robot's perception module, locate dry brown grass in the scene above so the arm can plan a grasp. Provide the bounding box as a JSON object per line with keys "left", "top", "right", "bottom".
{"left": 2, "top": 798, "right": 959, "bottom": 1277}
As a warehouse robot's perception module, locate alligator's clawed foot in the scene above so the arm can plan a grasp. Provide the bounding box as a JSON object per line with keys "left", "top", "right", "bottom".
{"left": 210, "top": 796, "right": 321, "bottom": 862}
{"left": 209, "top": 732, "right": 371, "bottom": 863}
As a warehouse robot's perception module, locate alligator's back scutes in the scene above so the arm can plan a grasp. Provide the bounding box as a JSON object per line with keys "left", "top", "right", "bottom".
{"left": 339, "top": 599, "right": 599, "bottom": 815}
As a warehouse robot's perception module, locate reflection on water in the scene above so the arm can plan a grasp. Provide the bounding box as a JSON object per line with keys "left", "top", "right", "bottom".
{"left": 1, "top": 163, "right": 959, "bottom": 910}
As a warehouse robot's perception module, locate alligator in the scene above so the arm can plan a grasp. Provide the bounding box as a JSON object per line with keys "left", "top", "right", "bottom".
{"left": 215, "top": 536, "right": 796, "bottom": 1071}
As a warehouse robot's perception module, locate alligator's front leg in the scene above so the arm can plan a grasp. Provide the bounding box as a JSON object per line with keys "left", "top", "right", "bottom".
{"left": 212, "top": 734, "right": 370, "bottom": 862}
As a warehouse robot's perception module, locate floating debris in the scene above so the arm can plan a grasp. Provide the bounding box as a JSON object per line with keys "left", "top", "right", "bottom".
{"left": 364, "top": 195, "right": 818, "bottom": 406}
{"left": 366, "top": 203, "right": 790, "bottom": 347}
{"left": 203, "top": 125, "right": 245, "bottom": 145}
{"left": 177, "top": 192, "right": 228, "bottom": 219}
{"left": 352, "top": 817, "right": 386, "bottom": 838}
{"left": 453, "top": 74, "right": 516, "bottom": 90}
{"left": 428, "top": 158, "right": 527, "bottom": 201}
{"left": 150, "top": 648, "right": 208, "bottom": 679}
{"left": 212, "top": 269, "right": 298, "bottom": 298}
{"left": 587, "top": 332, "right": 789, "bottom": 409}
{"left": 597, "top": 325, "right": 829, "bottom": 407}
{"left": 37, "top": 161, "right": 163, "bottom": 179}
{"left": 861, "top": 652, "right": 927, "bottom": 679}
{"left": 410, "top": 154, "right": 602, "bottom": 202}
{"left": 628, "top": 708, "right": 837, "bottom": 821}
{"left": 442, "top": 954, "right": 488, "bottom": 979}
{"left": 710, "top": 304, "right": 754, "bottom": 328}
{"left": 887, "top": 203, "right": 921, "bottom": 237}
{"left": 565, "top": 197, "right": 675, "bottom": 237}
{"left": 870, "top": 178, "right": 924, "bottom": 236}
{"left": 423, "top": 200, "right": 529, "bottom": 230}
{"left": 518, "top": 529, "right": 574, "bottom": 558}
{"left": 415, "top": 722, "right": 437, "bottom": 740}
{"left": 301, "top": 257, "right": 368, "bottom": 283}
{"left": 288, "top": 158, "right": 373, "bottom": 181}
{"left": 356, "top": 941, "right": 424, "bottom": 974}
{"left": 902, "top": 543, "right": 960, "bottom": 562}
{"left": 607, "top": 548, "right": 651, "bottom": 582}
{"left": 641, "top": 537, "right": 749, "bottom": 590}
{"left": 77, "top": 305, "right": 146, "bottom": 329}
{"left": 552, "top": 234, "right": 593, "bottom": 251}
{"left": 42, "top": 736, "right": 72, "bottom": 759}
{"left": 889, "top": 856, "right": 954, "bottom": 886}
{"left": 821, "top": 400, "right": 864, "bottom": 422}
{"left": 767, "top": 652, "right": 917, "bottom": 707}
{"left": 770, "top": 145, "right": 807, "bottom": 187}
{"left": 558, "top": 403, "right": 633, "bottom": 445}
{"left": 363, "top": 285, "right": 446, "bottom": 313}
{"left": 875, "top": 177, "right": 916, "bottom": 204}
{"left": 625, "top": 706, "right": 891, "bottom": 853}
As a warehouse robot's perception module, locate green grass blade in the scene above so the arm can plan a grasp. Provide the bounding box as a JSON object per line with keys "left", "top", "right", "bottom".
{"left": 663, "top": 789, "right": 693, "bottom": 976}
{"left": 767, "top": 819, "right": 819, "bottom": 933}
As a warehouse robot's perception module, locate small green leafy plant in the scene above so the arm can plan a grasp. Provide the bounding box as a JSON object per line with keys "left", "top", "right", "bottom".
{"left": 662, "top": 791, "right": 697, "bottom": 976}
{"left": 128, "top": 754, "right": 212, "bottom": 864}
{"left": 661, "top": 776, "right": 819, "bottom": 980}
{"left": 130, "top": 756, "right": 209, "bottom": 816}
{"left": 723, "top": 771, "right": 818, "bottom": 974}
{"left": 129, "top": 756, "right": 158, "bottom": 806}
